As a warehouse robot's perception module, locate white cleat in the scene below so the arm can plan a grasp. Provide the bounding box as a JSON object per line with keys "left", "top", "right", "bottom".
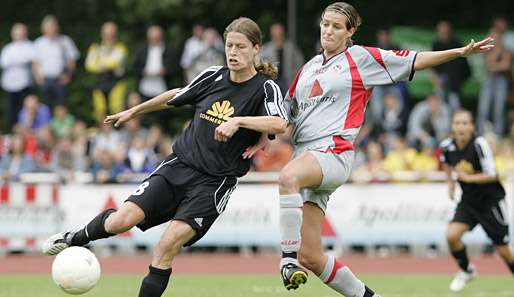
{"left": 449, "top": 264, "right": 476, "bottom": 292}
{"left": 42, "top": 232, "right": 71, "bottom": 255}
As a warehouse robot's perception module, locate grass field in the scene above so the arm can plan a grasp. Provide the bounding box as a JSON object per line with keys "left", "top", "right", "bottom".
{"left": 0, "top": 275, "right": 512, "bottom": 297}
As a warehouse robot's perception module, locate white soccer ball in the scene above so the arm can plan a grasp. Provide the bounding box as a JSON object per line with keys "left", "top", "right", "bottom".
{"left": 51, "top": 246, "right": 101, "bottom": 295}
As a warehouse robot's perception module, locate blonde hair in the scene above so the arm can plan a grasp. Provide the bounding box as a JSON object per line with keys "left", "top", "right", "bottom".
{"left": 223, "top": 17, "right": 278, "bottom": 79}
{"left": 322, "top": 2, "right": 362, "bottom": 47}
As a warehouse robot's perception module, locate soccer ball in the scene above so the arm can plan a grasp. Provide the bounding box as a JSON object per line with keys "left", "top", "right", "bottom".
{"left": 51, "top": 246, "right": 101, "bottom": 295}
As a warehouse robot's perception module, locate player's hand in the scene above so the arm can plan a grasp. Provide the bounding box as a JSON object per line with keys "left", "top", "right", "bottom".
{"left": 104, "top": 109, "right": 135, "bottom": 128}
{"left": 242, "top": 134, "right": 270, "bottom": 159}
{"left": 214, "top": 118, "right": 240, "bottom": 142}
{"left": 460, "top": 37, "right": 495, "bottom": 57}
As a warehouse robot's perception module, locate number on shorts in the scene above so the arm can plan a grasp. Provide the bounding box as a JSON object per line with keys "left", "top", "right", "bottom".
{"left": 133, "top": 181, "right": 150, "bottom": 196}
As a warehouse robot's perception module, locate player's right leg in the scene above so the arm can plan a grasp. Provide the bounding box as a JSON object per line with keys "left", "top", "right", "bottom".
{"left": 42, "top": 201, "right": 145, "bottom": 255}
{"left": 447, "top": 222, "right": 475, "bottom": 292}
{"left": 278, "top": 151, "right": 323, "bottom": 290}
{"left": 42, "top": 174, "right": 173, "bottom": 255}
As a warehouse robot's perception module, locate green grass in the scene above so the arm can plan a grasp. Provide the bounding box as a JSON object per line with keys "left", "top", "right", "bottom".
{"left": 0, "top": 275, "right": 512, "bottom": 297}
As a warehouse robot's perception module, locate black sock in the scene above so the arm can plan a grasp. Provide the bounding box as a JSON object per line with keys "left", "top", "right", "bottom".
{"left": 451, "top": 246, "right": 470, "bottom": 272}
{"left": 282, "top": 252, "right": 297, "bottom": 259}
{"left": 138, "top": 265, "right": 172, "bottom": 297}
{"left": 70, "top": 209, "right": 116, "bottom": 246}
{"left": 506, "top": 260, "right": 514, "bottom": 275}
{"left": 363, "top": 285, "right": 375, "bottom": 297}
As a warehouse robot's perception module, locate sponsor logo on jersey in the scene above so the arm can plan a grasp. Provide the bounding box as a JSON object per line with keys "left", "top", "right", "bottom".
{"left": 393, "top": 50, "right": 410, "bottom": 57}
{"left": 309, "top": 79, "right": 324, "bottom": 98}
{"left": 455, "top": 160, "right": 475, "bottom": 174}
{"left": 194, "top": 217, "right": 203, "bottom": 227}
{"left": 200, "top": 100, "right": 235, "bottom": 125}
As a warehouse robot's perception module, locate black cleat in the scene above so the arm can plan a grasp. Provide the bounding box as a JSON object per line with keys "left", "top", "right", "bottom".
{"left": 281, "top": 263, "right": 308, "bottom": 290}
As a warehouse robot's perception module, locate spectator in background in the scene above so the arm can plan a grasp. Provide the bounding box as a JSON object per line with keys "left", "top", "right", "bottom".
{"left": 91, "top": 123, "right": 123, "bottom": 167}
{"left": 70, "top": 120, "right": 92, "bottom": 171}
{"left": 370, "top": 92, "right": 407, "bottom": 146}
{"left": 91, "top": 149, "right": 123, "bottom": 183}
{"left": 118, "top": 135, "right": 157, "bottom": 183}
{"left": 477, "top": 28, "right": 512, "bottom": 136}
{"left": 119, "top": 92, "right": 148, "bottom": 144}
{"left": 51, "top": 105, "right": 75, "bottom": 138}
{"left": 407, "top": 94, "right": 451, "bottom": 149}
{"left": 51, "top": 135, "right": 78, "bottom": 182}
{"left": 35, "top": 126, "right": 55, "bottom": 172}
{"left": 493, "top": 17, "right": 514, "bottom": 54}
{"left": 0, "top": 134, "right": 37, "bottom": 181}
{"left": 351, "top": 141, "right": 390, "bottom": 184}
{"left": 17, "top": 95, "right": 51, "bottom": 132}
{"left": 431, "top": 20, "right": 471, "bottom": 112}
{"left": 180, "top": 24, "right": 206, "bottom": 83}
{"left": 86, "top": 22, "right": 128, "bottom": 123}
{"left": 261, "top": 23, "right": 304, "bottom": 94}
{"left": 253, "top": 136, "right": 293, "bottom": 172}
{"left": 135, "top": 25, "right": 180, "bottom": 100}
{"left": 367, "top": 28, "right": 410, "bottom": 125}
{"left": 33, "top": 15, "right": 79, "bottom": 109}
{"left": 187, "top": 28, "right": 225, "bottom": 83}
{"left": 1, "top": 23, "right": 35, "bottom": 132}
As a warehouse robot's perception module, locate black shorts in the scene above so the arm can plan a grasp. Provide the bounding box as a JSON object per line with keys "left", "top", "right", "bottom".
{"left": 451, "top": 199, "right": 510, "bottom": 245}
{"left": 126, "top": 154, "right": 238, "bottom": 246}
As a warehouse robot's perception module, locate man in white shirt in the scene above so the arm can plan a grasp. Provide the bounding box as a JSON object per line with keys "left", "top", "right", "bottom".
{"left": 0, "top": 23, "right": 35, "bottom": 132}
{"left": 32, "top": 15, "right": 79, "bottom": 109}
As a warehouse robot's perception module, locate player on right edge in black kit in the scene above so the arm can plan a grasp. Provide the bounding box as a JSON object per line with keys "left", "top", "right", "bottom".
{"left": 440, "top": 110, "right": 514, "bottom": 292}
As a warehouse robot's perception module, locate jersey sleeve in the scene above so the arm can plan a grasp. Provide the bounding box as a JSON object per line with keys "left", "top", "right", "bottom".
{"left": 359, "top": 46, "right": 417, "bottom": 87}
{"left": 167, "top": 66, "right": 223, "bottom": 107}
{"left": 474, "top": 137, "right": 497, "bottom": 176}
{"left": 260, "top": 80, "right": 288, "bottom": 120}
{"left": 439, "top": 138, "right": 452, "bottom": 165}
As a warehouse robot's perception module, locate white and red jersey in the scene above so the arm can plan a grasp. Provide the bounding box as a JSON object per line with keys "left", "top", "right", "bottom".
{"left": 285, "top": 45, "right": 417, "bottom": 151}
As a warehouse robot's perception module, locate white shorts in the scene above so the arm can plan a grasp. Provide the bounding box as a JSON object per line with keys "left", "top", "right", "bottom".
{"left": 293, "top": 143, "right": 354, "bottom": 212}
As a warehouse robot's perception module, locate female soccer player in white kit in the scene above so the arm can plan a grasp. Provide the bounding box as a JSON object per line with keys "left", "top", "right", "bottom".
{"left": 275, "top": 2, "right": 495, "bottom": 296}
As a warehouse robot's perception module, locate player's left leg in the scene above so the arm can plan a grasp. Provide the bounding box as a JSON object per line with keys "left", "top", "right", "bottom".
{"left": 138, "top": 220, "right": 195, "bottom": 297}
{"left": 495, "top": 245, "right": 514, "bottom": 275}
{"left": 298, "top": 202, "right": 379, "bottom": 297}
{"left": 278, "top": 151, "right": 323, "bottom": 289}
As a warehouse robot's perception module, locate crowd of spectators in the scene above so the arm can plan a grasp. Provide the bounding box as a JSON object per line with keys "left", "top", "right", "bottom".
{"left": 1, "top": 16, "right": 514, "bottom": 184}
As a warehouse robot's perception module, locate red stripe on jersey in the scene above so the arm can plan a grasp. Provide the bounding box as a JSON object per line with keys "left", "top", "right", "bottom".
{"left": 288, "top": 65, "right": 304, "bottom": 98}
{"left": 326, "top": 258, "right": 346, "bottom": 284}
{"left": 26, "top": 184, "right": 36, "bottom": 203}
{"left": 0, "top": 184, "right": 9, "bottom": 204}
{"left": 325, "top": 136, "right": 354, "bottom": 154}
{"left": 363, "top": 46, "right": 386, "bottom": 69}
{"left": 343, "top": 52, "right": 371, "bottom": 130}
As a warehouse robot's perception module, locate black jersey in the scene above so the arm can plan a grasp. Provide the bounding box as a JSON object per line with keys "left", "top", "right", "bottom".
{"left": 167, "top": 66, "right": 287, "bottom": 177}
{"left": 440, "top": 135, "right": 505, "bottom": 208}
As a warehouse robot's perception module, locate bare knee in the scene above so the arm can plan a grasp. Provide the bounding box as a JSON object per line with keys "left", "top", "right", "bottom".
{"left": 447, "top": 230, "right": 464, "bottom": 250}
{"left": 496, "top": 245, "right": 514, "bottom": 262}
{"left": 298, "top": 250, "right": 324, "bottom": 273}
{"left": 279, "top": 169, "right": 300, "bottom": 194}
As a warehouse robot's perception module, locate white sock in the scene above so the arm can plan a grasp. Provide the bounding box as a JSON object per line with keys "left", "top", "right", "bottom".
{"left": 319, "top": 254, "right": 366, "bottom": 297}
{"left": 279, "top": 193, "right": 303, "bottom": 266}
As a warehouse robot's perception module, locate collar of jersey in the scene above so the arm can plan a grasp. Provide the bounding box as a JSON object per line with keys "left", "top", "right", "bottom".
{"left": 228, "top": 71, "right": 260, "bottom": 86}
{"left": 322, "top": 47, "right": 348, "bottom": 65}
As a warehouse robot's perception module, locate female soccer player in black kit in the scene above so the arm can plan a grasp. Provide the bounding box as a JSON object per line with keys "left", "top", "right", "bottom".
{"left": 440, "top": 110, "right": 514, "bottom": 292}
{"left": 43, "top": 17, "right": 288, "bottom": 297}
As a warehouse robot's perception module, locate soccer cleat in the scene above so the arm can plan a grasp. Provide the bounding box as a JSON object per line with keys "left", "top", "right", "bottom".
{"left": 281, "top": 263, "right": 308, "bottom": 290}
{"left": 449, "top": 264, "right": 476, "bottom": 292}
{"left": 42, "top": 232, "right": 73, "bottom": 255}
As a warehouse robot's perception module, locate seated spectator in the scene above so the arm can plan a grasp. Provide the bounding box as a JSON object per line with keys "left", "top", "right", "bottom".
{"left": 35, "top": 126, "right": 55, "bottom": 172}
{"left": 383, "top": 137, "right": 417, "bottom": 172}
{"left": 156, "top": 135, "right": 174, "bottom": 161}
{"left": 495, "top": 139, "right": 514, "bottom": 177}
{"left": 118, "top": 135, "right": 157, "bottom": 183}
{"left": 85, "top": 21, "right": 128, "bottom": 123}
{"left": 370, "top": 92, "right": 407, "bottom": 148}
{"left": 70, "top": 120, "right": 93, "bottom": 172}
{"left": 253, "top": 136, "right": 293, "bottom": 172}
{"left": 92, "top": 123, "right": 123, "bottom": 159}
{"left": 351, "top": 141, "right": 390, "bottom": 183}
{"left": 146, "top": 124, "right": 163, "bottom": 155}
{"left": 51, "top": 135, "right": 81, "bottom": 182}
{"left": 91, "top": 149, "right": 123, "bottom": 184}
{"left": 410, "top": 145, "right": 439, "bottom": 172}
{"left": 407, "top": 94, "right": 451, "bottom": 149}
{"left": 51, "top": 105, "right": 75, "bottom": 138}
{"left": 17, "top": 94, "right": 51, "bottom": 132}
{"left": 0, "top": 134, "right": 37, "bottom": 181}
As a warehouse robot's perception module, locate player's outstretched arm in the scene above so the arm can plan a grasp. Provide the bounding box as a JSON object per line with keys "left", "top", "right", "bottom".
{"left": 104, "top": 88, "right": 179, "bottom": 127}
{"left": 413, "top": 37, "right": 494, "bottom": 71}
{"left": 214, "top": 116, "right": 287, "bottom": 142}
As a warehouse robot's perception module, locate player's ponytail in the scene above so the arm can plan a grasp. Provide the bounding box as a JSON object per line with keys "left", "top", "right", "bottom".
{"left": 255, "top": 58, "right": 278, "bottom": 80}
{"left": 224, "top": 17, "right": 278, "bottom": 79}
